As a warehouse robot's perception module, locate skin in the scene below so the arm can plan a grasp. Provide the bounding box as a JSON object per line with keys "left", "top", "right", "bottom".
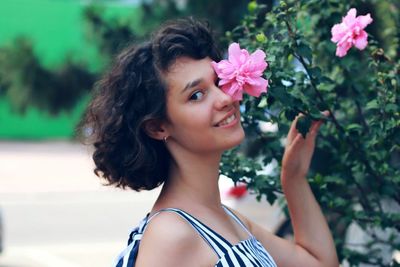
{"left": 136, "top": 57, "right": 339, "bottom": 267}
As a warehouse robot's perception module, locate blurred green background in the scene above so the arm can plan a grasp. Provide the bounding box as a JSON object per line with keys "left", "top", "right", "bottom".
{"left": 0, "top": 0, "right": 138, "bottom": 139}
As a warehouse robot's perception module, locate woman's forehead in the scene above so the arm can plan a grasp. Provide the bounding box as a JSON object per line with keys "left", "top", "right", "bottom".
{"left": 165, "top": 57, "right": 215, "bottom": 91}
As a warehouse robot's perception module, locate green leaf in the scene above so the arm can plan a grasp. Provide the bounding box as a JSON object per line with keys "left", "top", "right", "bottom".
{"left": 317, "top": 102, "right": 329, "bottom": 111}
{"left": 267, "top": 55, "right": 276, "bottom": 62}
{"left": 297, "top": 43, "right": 313, "bottom": 63}
{"left": 296, "top": 116, "right": 312, "bottom": 138}
{"left": 320, "top": 76, "right": 333, "bottom": 83}
{"left": 308, "top": 67, "right": 322, "bottom": 79}
{"left": 309, "top": 106, "right": 322, "bottom": 118}
{"left": 266, "top": 191, "right": 277, "bottom": 205}
{"left": 366, "top": 100, "right": 380, "bottom": 110}
{"left": 346, "top": 124, "right": 363, "bottom": 134}
{"left": 269, "top": 86, "right": 291, "bottom": 105}
{"left": 257, "top": 97, "right": 267, "bottom": 108}
{"left": 285, "top": 109, "right": 297, "bottom": 121}
{"left": 385, "top": 103, "right": 398, "bottom": 113}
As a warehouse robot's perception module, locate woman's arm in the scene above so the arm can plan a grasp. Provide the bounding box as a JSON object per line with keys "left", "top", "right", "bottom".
{"left": 279, "top": 112, "right": 338, "bottom": 266}
{"left": 234, "top": 113, "right": 339, "bottom": 267}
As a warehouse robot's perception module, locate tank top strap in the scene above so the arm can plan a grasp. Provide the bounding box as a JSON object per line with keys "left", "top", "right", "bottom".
{"left": 143, "top": 208, "right": 232, "bottom": 258}
{"left": 126, "top": 214, "right": 149, "bottom": 245}
{"left": 221, "top": 205, "right": 253, "bottom": 237}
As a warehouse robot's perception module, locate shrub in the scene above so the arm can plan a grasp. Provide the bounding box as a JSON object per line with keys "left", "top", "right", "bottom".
{"left": 220, "top": 1, "right": 400, "bottom": 266}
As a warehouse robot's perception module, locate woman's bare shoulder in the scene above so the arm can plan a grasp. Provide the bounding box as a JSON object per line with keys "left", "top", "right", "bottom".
{"left": 135, "top": 211, "right": 200, "bottom": 266}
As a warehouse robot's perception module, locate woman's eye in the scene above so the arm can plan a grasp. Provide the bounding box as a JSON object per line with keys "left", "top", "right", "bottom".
{"left": 189, "top": 90, "right": 205, "bottom": 101}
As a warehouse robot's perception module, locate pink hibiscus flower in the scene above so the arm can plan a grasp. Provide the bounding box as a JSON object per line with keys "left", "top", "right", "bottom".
{"left": 331, "top": 8, "right": 373, "bottom": 57}
{"left": 211, "top": 43, "right": 268, "bottom": 101}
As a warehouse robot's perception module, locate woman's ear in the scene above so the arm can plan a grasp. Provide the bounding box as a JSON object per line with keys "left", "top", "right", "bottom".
{"left": 143, "top": 119, "right": 169, "bottom": 140}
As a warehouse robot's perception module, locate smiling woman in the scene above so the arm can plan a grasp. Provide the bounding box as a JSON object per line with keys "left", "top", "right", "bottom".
{"left": 80, "top": 17, "right": 338, "bottom": 267}
{"left": 162, "top": 57, "right": 244, "bottom": 153}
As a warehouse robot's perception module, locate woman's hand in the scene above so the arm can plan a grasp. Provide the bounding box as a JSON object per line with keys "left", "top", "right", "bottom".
{"left": 281, "top": 111, "right": 328, "bottom": 181}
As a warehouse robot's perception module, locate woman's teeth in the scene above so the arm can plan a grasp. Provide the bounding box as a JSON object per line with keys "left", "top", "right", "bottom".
{"left": 218, "top": 114, "right": 235, "bottom": 126}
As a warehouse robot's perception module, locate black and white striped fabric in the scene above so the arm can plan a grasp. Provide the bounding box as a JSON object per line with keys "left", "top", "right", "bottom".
{"left": 112, "top": 205, "right": 277, "bottom": 267}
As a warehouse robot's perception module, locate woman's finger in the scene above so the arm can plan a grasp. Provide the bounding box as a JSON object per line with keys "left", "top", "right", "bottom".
{"left": 310, "top": 120, "right": 323, "bottom": 135}
{"left": 309, "top": 111, "right": 329, "bottom": 135}
{"left": 289, "top": 132, "right": 305, "bottom": 151}
{"left": 287, "top": 113, "right": 304, "bottom": 144}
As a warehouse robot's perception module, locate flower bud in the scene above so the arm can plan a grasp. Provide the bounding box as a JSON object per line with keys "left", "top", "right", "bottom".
{"left": 256, "top": 33, "right": 267, "bottom": 43}
{"left": 248, "top": 1, "right": 257, "bottom": 13}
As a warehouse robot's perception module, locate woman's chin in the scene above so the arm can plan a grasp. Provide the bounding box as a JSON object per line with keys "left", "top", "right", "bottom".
{"left": 222, "top": 127, "right": 245, "bottom": 150}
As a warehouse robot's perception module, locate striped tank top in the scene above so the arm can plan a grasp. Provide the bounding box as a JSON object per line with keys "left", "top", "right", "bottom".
{"left": 112, "top": 205, "right": 277, "bottom": 267}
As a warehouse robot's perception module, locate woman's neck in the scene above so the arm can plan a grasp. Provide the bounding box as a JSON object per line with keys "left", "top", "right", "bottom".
{"left": 154, "top": 149, "right": 223, "bottom": 211}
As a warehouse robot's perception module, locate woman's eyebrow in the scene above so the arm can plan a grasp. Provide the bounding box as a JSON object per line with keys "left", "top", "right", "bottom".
{"left": 181, "top": 78, "right": 203, "bottom": 94}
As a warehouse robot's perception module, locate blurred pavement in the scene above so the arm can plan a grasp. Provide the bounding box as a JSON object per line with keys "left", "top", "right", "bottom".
{"left": 0, "top": 141, "right": 284, "bottom": 267}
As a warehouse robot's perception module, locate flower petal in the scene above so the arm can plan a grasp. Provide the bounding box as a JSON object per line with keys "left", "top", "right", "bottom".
{"left": 228, "top": 43, "right": 249, "bottom": 67}
{"left": 336, "top": 42, "right": 352, "bottom": 57}
{"left": 331, "top": 23, "right": 347, "bottom": 42}
{"left": 344, "top": 8, "right": 357, "bottom": 26}
{"left": 218, "top": 78, "right": 232, "bottom": 86}
{"left": 212, "top": 60, "right": 237, "bottom": 81}
{"left": 246, "top": 50, "right": 268, "bottom": 75}
{"left": 249, "top": 49, "right": 266, "bottom": 63}
{"left": 243, "top": 77, "right": 268, "bottom": 97}
{"left": 211, "top": 61, "right": 222, "bottom": 75}
{"left": 357, "top": 13, "right": 373, "bottom": 29}
{"left": 354, "top": 30, "right": 368, "bottom": 50}
{"left": 221, "top": 83, "right": 243, "bottom": 101}
{"left": 231, "top": 90, "right": 243, "bottom": 101}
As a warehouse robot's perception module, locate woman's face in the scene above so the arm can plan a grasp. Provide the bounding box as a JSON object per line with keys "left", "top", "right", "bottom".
{"left": 163, "top": 57, "right": 245, "bottom": 154}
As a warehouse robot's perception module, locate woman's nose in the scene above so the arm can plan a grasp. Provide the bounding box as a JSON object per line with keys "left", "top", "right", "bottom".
{"left": 213, "top": 86, "right": 234, "bottom": 110}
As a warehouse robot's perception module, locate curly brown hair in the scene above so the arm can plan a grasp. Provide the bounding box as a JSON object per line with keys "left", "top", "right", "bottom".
{"left": 80, "top": 17, "right": 221, "bottom": 191}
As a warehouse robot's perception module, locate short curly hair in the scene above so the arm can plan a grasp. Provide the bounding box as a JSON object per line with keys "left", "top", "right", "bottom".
{"left": 80, "top": 17, "right": 222, "bottom": 191}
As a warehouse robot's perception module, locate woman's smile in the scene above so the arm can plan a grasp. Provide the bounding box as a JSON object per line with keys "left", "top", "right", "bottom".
{"left": 214, "top": 110, "right": 239, "bottom": 128}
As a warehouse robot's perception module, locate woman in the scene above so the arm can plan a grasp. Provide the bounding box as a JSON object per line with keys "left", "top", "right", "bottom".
{"left": 82, "top": 17, "right": 339, "bottom": 267}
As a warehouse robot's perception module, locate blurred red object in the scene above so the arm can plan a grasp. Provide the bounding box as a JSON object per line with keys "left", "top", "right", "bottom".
{"left": 226, "top": 184, "right": 248, "bottom": 199}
